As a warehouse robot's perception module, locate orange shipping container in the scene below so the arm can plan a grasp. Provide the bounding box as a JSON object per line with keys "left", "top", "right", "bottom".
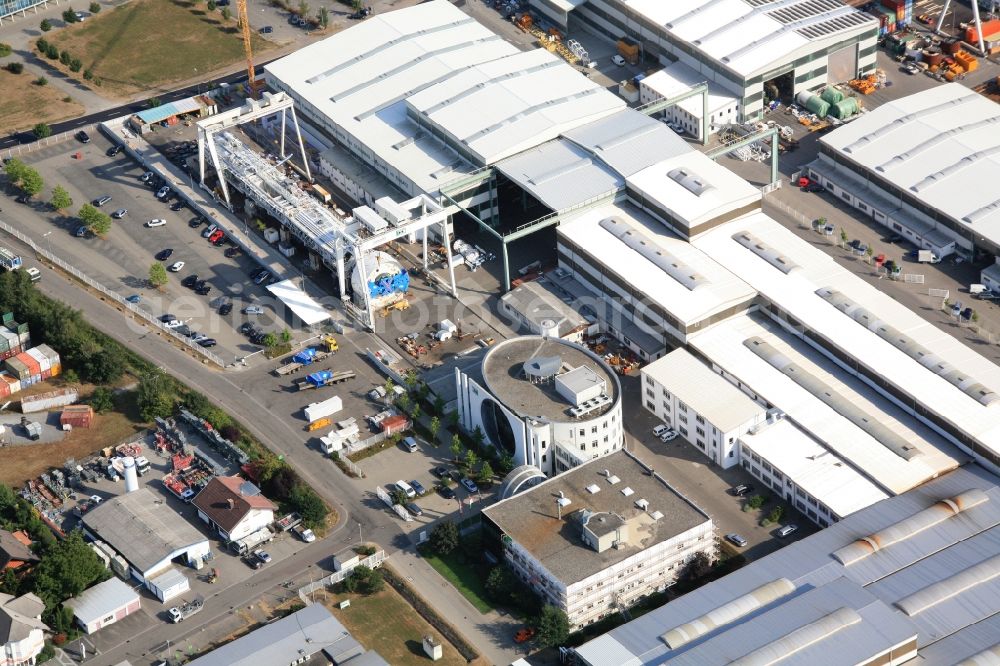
{"left": 966, "top": 19, "right": 1000, "bottom": 43}
{"left": 15, "top": 352, "right": 40, "bottom": 378}
{"left": 955, "top": 51, "right": 978, "bottom": 72}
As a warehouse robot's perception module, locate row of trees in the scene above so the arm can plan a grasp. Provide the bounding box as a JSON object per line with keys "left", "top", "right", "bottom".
{"left": 3, "top": 158, "right": 43, "bottom": 197}
{"left": 34, "top": 38, "right": 83, "bottom": 74}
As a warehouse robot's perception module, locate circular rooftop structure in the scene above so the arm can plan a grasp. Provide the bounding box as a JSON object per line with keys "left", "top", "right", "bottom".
{"left": 499, "top": 465, "right": 547, "bottom": 500}
{"left": 481, "top": 336, "right": 621, "bottom": 424}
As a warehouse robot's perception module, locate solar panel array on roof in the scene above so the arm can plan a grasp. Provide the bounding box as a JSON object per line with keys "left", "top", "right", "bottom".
{"left": 816, "top": 288, "right": 1000, "bottom": 407}
{"left": 600, "top": 217, "right": 709, "bottom": 290}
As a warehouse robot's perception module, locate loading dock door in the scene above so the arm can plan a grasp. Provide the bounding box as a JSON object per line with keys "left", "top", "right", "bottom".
{"left": 827, "top": 45, "right": 857, "bottom": 84}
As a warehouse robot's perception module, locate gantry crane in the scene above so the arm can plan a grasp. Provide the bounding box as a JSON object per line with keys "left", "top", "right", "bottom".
{"left": 236, "top": 0, "right": 261, "bottom": 98}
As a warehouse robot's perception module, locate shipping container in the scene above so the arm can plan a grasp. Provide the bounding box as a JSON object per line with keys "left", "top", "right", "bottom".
{"left": 34, "top": 344, "right": 60, "bottom": 368}
{"left": 0, "top": 378, "right": 9, "bottom": 398}
{"left": 21, "top": 387, "right": 79, "bottom": 414}
{"left": 61, "top": 405, "right": 95, "bottom": 429}
{"left": 50, "top": 362, "right": 61, "bottom": 378}
{"left": 0, "top": 331, "right": 9, "bottom": 353}
{"left": 17, "top": 352, "right": 40, "bottom": 378}
{"left": 380, "top": 414, "right": 412, "bottom": 435}
{"left": 0, "top": 373, "right": 21, "bottom": 395}
{"left": 0, "top": 349, "right": 13, "bottom": 361}
{"left": 21, "top": 375, "right": 35, "bottom": 388}
{"left": 41, "top": 370, "right": 51, "bottom": 381}
{"left": 4, "top": 356, "right": 30, "bottom": 381}
{"left": 27, "top": 348, "right": 50, "bottom": 373}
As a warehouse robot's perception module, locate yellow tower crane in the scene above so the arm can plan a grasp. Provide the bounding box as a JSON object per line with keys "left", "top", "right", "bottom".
{"left": 236, "top": 0, "right": 260, "bottom": 98}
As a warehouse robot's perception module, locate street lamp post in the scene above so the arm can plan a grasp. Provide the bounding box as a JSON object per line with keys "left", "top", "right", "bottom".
{"left": 41, "top": 230, "right": 53, "bottom": 257}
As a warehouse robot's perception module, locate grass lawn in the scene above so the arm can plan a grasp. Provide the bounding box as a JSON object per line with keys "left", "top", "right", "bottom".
{"left": 326, "top": 587, "right": 472, "bottom": 666}
{"left": 47, "top": 0, "right": 275, "bottom": 98}
{"left": 419, "top": 546, "right": 494, "bottom": 614}
{"left": 0, "top": 69, "right": 84, "bottom": 135}
{"left": 0, "top": 378, "right": 145, "bottom": 486}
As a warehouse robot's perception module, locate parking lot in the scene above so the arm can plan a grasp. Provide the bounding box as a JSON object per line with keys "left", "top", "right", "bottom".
{"left": 3, "top": 131, "right": 317, "bottom": 363}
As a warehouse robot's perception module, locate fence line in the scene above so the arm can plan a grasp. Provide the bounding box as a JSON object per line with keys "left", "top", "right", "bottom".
{"left": 1, "top": 127, "right": 79, "bottom": 161}
{"left": 344, "top": 430, "right": 387, "bottom": 455}
{"left": 298, "top": 550, "right": 387, "bottom": 601}
{"left": 0, "top": 221, "right": 226, "bottom": 366}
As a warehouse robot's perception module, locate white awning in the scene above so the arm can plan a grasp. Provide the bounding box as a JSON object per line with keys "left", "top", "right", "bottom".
{"left": 266, "top": 280, "right": 331, "bottom": 326}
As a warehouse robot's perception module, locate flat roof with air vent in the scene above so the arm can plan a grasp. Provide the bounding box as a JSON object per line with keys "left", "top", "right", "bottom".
{"left": 482, "top": 451, "right": 711, "bottom": 586}
{"left": 481, "top": 336, "right": 620, "bottom": 423}
{"left": 574, "top": 465, "right": 1000, "bottom": 666}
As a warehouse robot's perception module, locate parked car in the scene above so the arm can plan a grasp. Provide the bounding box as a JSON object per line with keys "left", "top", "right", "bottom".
{"left": 405, "top": 502, "right": 422, "bottom": 517}
{"left": 106, "top": 145, "right": 123, "bottom": 157}
{"left": 198, "top": 338, "right": 217, "bottom": 348}
{"left": 239, "top": 322, "right": 256, "bottom": 335}
{"left": 409, "top": 480, "right": 426, "bottom": 495}
{"left": 202, "top": 224, "right": 219, "bottom": 238}
{"left": 660, "top": 428, "right": 678, "bottom": 442}
{"left": 74, "top": 225, "right": 89, "bottom": 237}
{"left": 611, "top": 54, "right": 626, "bottom": 66}
{"left": 432, "top": 466, "right": 449, "bottom": 478}
{"left": 438, "top": 485, "right": 456, "bottom": 500}
{"left": 777, "top": 524, "right": 799, "bottom": 538}
{"left": 168, "top": 261, "right": 185, "bottom": 272}
{"left": 731, "top": 484, "right": 754, "bottom": 496}
{"left": 14, "top": 195, "right": 29, "bottom": 204}
{"left": 155, "top": 186, "right": 171, "bottom": 200}
{"left": 140, "top": 171, "right": 154, "bottom": 183}
{"left": 803, "top": 182, "right": 824, "bottom": 193}
{"left": 145, "top": 219, "right": 166, "bottom": 228}
{"left": 125, "top": 294, "right": 141, "bottom": 304}
{"left": 163, "top": 320, "right": 183, "bottom": 329}
{"left": 725, "top": 533, "right": 748, "bottom": 548}
{"left": 211, "top": 233, "right": 227, "bottom": 246}
{"left": 170, "top": 201, "right": 184, "bottom": 211}
{"left": 259, "top": 25, "right": 273, "bottom": 33}
{"left": 158, "top": 313, "right": 177, "bottom": 322}
{"left": 395, "top": 480, "right": 416, "bottom": 498}
{"left": 189, "top": 216, "right": 204, "bottom": 228}
{"left": 253, "top": 270, "right": 271, "bottom": 285}
{"left": 111, "top": 208, "right": 128, "bottom": 219}
{"left": 402, "top": 437, "right": 419, "bottom": 453}
{"left": 297, "top": 528, "right": 316, "bottom": 542}
{"left": 155, "top": 249, "right": 173, "bottom": 261}
{"left": 75, "top": 130, "right": 91, "bottom": 143}
{"left": 653, "top": 424, "right": 669, "bottom": 437}
{"left": 92, "top": 195, "right": 112, "bottom": 207}
{"left": 182, "top": 274, "right": 199, "bottom": 288}
{"left": 253, "top": 549, "right": 271, "bottom": 564}
{"left": 195, "top": 284, "right": 212, "bottom": 296}
{"left": 218, "top": 301, "right": 233, "bottom": 315}
{"left": 460, "top": 478, "right": 479, "bottom": 494}
{"left": 224, "top": 247, "right": 240, "bottom": 258}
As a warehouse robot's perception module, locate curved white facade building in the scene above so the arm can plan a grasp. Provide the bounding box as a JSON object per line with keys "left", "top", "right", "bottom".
{"left": 455, "top": 336, "right": 623, "bottom": 477}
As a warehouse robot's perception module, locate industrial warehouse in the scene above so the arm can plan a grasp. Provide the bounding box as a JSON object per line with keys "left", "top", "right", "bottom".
{"left": 573, "top": 464, "right": 1000, "bottom": 665}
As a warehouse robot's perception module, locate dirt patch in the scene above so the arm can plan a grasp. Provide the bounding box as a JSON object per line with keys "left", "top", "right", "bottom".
{"left": 0, "top": 69, "right": 85, "bottom": 135}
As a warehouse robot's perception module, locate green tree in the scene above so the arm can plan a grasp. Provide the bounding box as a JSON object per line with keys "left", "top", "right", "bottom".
{"left": 298, "top": 0, "right": 309, "bottom": 16}
{"left": 137, "top": 369, "right": 173, "bottom": 421}
{"left": 59, "top": 50, "right": 71, "bottom": 66}
{"left": 90, "top": 386, "right": 114, "bottom": 413}
{"left": 39, "top": 18, "right": 51, "bottom": 31}
{"left": 89, "top": 1, "right": 100, "bottom": 12}
{"left": 839, "top": 227, "right": 848, "bottom": 248}
{"left": 535, "top": 605, "right": 569, "bottom": 649}
{"left": 428, "top": 416, "right": 440, "bottom": 441}
{"left": 148, "top": 262, "right": 168, "bottom": 288}
{"left": 865, "top": 245, "right": 874, "bottom": 263}
{"left": 61, "top": 368, "right": 79, "bottom": 384}
{"left": 477, "top": 460, "right": 494, "bottom": 485}
{"left": 262, "top": 332, "right": 278, "bottom": 348}
{"left": 206, "top": 0, "right": 216, "bottom": 10}
{"left": 317, "top": 6, "right": 329, "bottom": 27}
{"left": 430, "top": 520, "right": 459, "bottom": 556}
{"left": 45, "top": 44, "right": 58, "bottom": 59}
{"left": 447, "top": 410, "right": 458, "bottom": 429}
{"left": 289, "top": 483, "right": 327, "bottom": 527}
{"left": 746, "top": 494, "right": 766, "bottom": 510}
{"left": 498, "top": 453, "right": 515, "bottom": 476}
{"left": 33, "top": 123, "right": 52, "bottom": 140}
{"left": 0, "top": 43, "right": 10, "bottom": 57}
{"left": 78, "top": 204, "right": 110, "bottom": 235}
{"left": 49, "top": 185, "right": 72, "bottom": 212}
{"left": 147, "top": 96, "right": 162, "bottom": 109}
{"left": 83, "top": 346, "right": 125, "bottom": 384}
{"left": 395, "top": 391, "right": 410, "bottom": 412}
{"left": 20, "top": 166, "right": 44, "bottom": 196}
{"left": 472, "top": 425, "right": 485, "bottom": 449}
{"left": 3, "top": 157, "right": 26, "bottom": 183}
{"left": 36, "top": 37, "right": 48, "bottom": 53}
{"left": 62, "top": 9, "right": 78, "bottom": 22}
{"left": 463, "top": 448, "right": 478, "bottom": 471}
{"left": 411, "top": 403, "right": 421, "bottom": 420}
{"left": 5, "top": 62, "right": 24, "bottom": 74}
{"left": 30, "top": 532, "right": 109, "bottom": 610}
{"left": 680, "top": 551, "right": 713, "bottom": 583}
{"left": 0, "top": 568, "right": 17, "bottom": 594}
{"left": 69, "top": 58, "right": 82, "bottom": 73}
{"left": 221, "top": 6, "right": 231, "bottom": 20}
{"left": 35, "top": 75, "right": 49, "bottom": 86}
{"left": 280, "top": 327, "right": 292, "bottom": 343}
{"left": 485, "top": 565, "right": 517, "bottom": 602}
{"left": 433, "top": 394, "right": 445, "bottom": 415}
{"left": 767, "top": 505, "right": 785, "bottom": 524}
{"left": 383, "top": 377, "right": 395, "bottom": 398}
{"left": 450, "top": 434, "right": 463, "bottom": 461}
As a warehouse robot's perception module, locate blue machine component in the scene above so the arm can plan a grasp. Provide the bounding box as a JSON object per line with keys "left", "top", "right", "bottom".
{"left": 292, "top": 348, "right": 317, "bottom": 364}
{"left": 367, "top": 269, "right": 409, "bottom": 298}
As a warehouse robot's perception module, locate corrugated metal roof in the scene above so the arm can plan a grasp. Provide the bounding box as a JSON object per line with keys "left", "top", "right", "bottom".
{"left": 136, "top": 97, "right": 202, "bottom": 124}
{"left": 495, "top": 139, "right": 621, "bottom": 212}
{"left": 574, "top": 465, "right": 1000, "bottom": 665}
{"left": 562, "top": 111, "right": 690, "bottom": 179}
{"left": 69, "top": 578, "right": 140, "bottom": 625}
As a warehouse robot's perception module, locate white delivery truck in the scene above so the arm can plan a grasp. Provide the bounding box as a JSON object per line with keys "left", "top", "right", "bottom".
{"left": 304, "top": 395, "right": 343, "bottom": 424}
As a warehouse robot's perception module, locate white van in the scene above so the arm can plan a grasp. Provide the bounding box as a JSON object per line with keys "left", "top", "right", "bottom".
{"left": 777, "top": 524, "right": 799, "bottom": 538}
{"left": 25, "top": 267, "right": 41, "bottom": 282}
{"left": 395, "top": 480, "right": 416, "bottom": 498}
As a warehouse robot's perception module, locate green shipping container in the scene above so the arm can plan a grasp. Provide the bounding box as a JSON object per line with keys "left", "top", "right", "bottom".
{"left": 821, "top": 87, "right": 844, "bottom": 104}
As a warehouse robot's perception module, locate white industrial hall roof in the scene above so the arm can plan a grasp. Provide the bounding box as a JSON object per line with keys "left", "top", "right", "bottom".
{"left": 264, "top": 0, "right": 518, "bottom": 195}
{"left": 689, "top": 314, "right": 962, "bottom": 496}
{"left": 691, "top": 211, "right": 1000, "bottom": 466}
{"left": 495, "top": 140, "right": 622, "bottom": 212}
{"left": 407, "top": 48, "right": 625, "bottom": 165}
{"left": 642, "top": 348, "right": 765, "bottom": 432}
{"left": 641, "top": 62, "right": 738, "bottom": 118}
{"left": 574, "top": 464, "right": 1000, "bottom": 666}
{"left": 818, "top": 83, "right": 1000, "bottom": 249}
{"left": 621, "top": 0, "right": 876, "bottom": 78}
{"left": 739, "top": 417, "right": 890, "bottom": 518}
{"left": 626, "top": 149, "right": 762, "bottom": 236}
{"left": 558, "top": 203, "right": 757, "bottom": 330}
{"left": 266, "top": 279, "right": 331, "bottom": 326}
